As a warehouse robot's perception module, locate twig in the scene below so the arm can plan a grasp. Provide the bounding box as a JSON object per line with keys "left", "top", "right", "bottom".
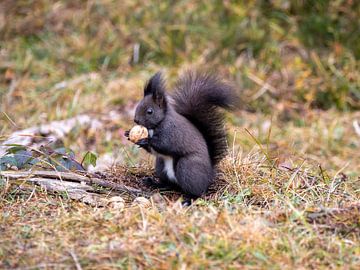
{"left": 326, "top": 163, "right": 349, "bottom": 203}
{"left": 9, "top": 176, "right": 107, "bottom": 206}
{"left": 353, "top": 120, "right": 360, "bottom": 137}
{"left": 51, "top": 73, "right": 99, "bottom": 91}
{"left": 2, "top": 111, "right": 18, "bottom": 128}
{"left": 69, "top": 250, "right": 83, "bottom": 270}
{"left": 306, "top": 203, "right": 360, "bottom": 221}
{"left": 247, "top": 73, "right": 277, "bottom": 100}
{"left": 5, "top": 78, "right": 18, "bottom": 105}
{"left": 24, "top": 186, "right": 36, "bottom": 204}
{"left": 0, "top": 170, "right": 148, "bottom": 197}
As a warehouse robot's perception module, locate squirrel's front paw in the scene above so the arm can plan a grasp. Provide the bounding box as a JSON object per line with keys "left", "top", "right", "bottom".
{"left": 136, "top": 138, "right": 149, "bottom": 147}
{"left": 124, "top": 130, "right": 130, "bottom": 139}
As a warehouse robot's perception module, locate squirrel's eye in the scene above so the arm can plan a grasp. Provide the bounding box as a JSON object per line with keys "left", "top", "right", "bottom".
{"left": 146, "top": 108, "right": 153, "bottom": 115}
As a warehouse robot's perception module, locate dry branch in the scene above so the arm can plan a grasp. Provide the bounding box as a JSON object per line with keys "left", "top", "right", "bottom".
{"left": 305, "top": 203, "right": 360, "bottom": 234}
{"left": 0, "top": 170, "right": 149, "bottom": 203}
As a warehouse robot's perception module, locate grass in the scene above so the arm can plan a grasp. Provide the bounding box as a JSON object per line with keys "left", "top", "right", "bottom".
{"left": 1, "top": 1, "right": 360, "bottom": 269}
{"left": 1, "top": 145, "right": 359, "bottom": 269}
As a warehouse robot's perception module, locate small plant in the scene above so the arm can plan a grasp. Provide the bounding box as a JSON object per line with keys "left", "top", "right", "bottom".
{"left": 0, "top": 144, "right": 97, "bottom": 172}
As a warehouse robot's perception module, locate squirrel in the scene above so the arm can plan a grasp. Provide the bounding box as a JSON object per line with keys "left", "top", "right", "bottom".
{"left": 125, "top": 71, "right": 237, "bottom": 200}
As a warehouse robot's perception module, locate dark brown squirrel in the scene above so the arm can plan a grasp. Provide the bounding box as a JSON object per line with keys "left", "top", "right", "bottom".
{"left": 125, "top": 71, "right": 238, "bottom": 200}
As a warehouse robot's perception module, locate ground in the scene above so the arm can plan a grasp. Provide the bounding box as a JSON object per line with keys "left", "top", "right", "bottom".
{"left": 0, "top": 1, "right": 360, "bottom": 269}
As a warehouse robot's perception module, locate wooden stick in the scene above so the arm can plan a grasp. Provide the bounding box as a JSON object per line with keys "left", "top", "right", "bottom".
{"left": 0, "top": 170, "right": 148, "bottom": 197}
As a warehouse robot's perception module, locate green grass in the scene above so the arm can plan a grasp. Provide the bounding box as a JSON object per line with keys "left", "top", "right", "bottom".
{"left": 0, "top": 1, "right": 360, "bottom": 269}
{"left": 1, "top": 0, "right": 359, "bottom": 117}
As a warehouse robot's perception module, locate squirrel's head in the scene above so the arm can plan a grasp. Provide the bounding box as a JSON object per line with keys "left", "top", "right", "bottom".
{"left": 134, "top": 72, "right": 167, "bottom": 129}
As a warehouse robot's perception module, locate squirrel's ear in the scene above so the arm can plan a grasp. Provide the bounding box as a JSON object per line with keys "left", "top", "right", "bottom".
{"left": 153, "top": 89, "right": 166, "bottom": 108}
{"left": 144, "top": 72, "right": 164, "bottom": 96}
{"left": 144, "top": 72, "right": 167, "bottom": 108}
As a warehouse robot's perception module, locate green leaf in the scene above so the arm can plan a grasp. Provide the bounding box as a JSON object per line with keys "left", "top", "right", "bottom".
{"left": 1, "top": 149, "right": 37, "bottom": 170}
{"left": 81, "top": 151, "right": 98, "bottom": 168}
{"left": 13, "top": 150, "right": 33, "bottom": 169}
{"left": 252, "top": 251, "right": 268, "bottom": 262}
{"left": 54, "top": 147, "right": 75, "bottom": 159}
{"left": 59, "top": 157, "right": 84, "bottom": 171}
{"left": 0, "top": 156, "right": 18, "bottom": 169}
{"left": 5, "top": 144, "right": 27, "bottom": 154}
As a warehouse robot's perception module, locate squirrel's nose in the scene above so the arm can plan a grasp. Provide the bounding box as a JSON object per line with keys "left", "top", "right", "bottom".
{"left": 134, "top": 118, "right": 140, "bottom": 124}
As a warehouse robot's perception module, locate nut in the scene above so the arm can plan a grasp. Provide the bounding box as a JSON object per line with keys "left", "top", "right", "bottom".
{"left": 109, "top": 196, "right": 125, "bottom": 203}
{"left": 129, "top": 125, "right": 148, "bottom": 143}
{"left": 108, "top": 196, "right": 125, "bottom": 210}
{"left": 132, "top": 197, "right": 151, "bottom": 208}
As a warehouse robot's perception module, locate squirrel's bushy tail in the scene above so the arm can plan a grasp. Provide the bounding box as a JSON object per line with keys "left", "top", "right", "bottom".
{"left": 172, "top": 71, "right": 237, "bottom": 165}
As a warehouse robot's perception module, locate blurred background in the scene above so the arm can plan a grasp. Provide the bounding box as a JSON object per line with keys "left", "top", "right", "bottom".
{"left": 0, "top": 0, "right": 359, "bottom": 174}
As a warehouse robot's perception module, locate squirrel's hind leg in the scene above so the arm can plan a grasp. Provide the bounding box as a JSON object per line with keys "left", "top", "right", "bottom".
{"left": 155, "top": 157, "right": 170, "bottom": 183}
{"left": 175, "top": 156, "right": 213, "bottom": 197}
{"left": 143, "top": 157, "right": 176, "bottom": 190}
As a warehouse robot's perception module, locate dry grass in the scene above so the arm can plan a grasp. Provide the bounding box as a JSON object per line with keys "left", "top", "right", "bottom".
{"left": 1, "top": 1, "right": 360, "bottom": 269}
{"left": 1, "top": 145, "right": 359, "bottom": 269}
{"left": 1, "top": 117, "right": 360, "bottom": 268}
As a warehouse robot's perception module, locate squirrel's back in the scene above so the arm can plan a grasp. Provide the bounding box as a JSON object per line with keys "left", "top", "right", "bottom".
{"left": 172, "top": 71, "right": 237, "bottom": 165}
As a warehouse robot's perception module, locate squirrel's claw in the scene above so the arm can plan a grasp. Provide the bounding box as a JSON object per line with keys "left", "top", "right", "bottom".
{"left": 124, "top": 130, "right": 130, "bottom": 137}
{"left": 181, "top": 198, "right": 193, "bottom": 207}
{"left": 136, "top": 138, "right": 149, "bottom": 147}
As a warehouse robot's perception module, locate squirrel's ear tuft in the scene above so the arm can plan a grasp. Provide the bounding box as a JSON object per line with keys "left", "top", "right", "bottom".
{"left": 144, "top": 72, "right": 163, "bottom": 96}
{"left": 144, "top": 72, "right": 167, "bottom": 108}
